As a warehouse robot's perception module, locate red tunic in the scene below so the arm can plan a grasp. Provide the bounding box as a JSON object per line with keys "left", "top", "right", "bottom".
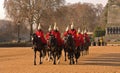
{"left": 51, "top": 30, "right": 63, "bottom": 46}
{"left": 63, "top": 31, "right": 69, "bottom": 37}
{"left": 46, "top": 32, "right": 51, "bottom": 40}
{"left": 76, "top": 33, "right": 84, "bottom": 46}
{"left": 68, "top": 29, "right": 77, "bottom": 47}
{"left": 84, "top": 33, "right": 90, "bottom": 43}
{"left": 68, "top": 29, "right": 77, "bottom": 38}
{"left": 35, "top": 30, "right": 47, "bottom": 44}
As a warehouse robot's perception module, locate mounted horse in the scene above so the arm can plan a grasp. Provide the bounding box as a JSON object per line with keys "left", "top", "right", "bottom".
{"left": 74, "top": 44, "right": 81, "bottom": 64}
{"left": 83, "top": 36, "right": 90, "bottom": 55}
{"left": 47, "top": 34, "right": 62, "bottom": 64}
{"left": 64, "top": 34, "right": 75, "bottom": 64}
{"left": 32, "top": 33, "right": 46, "bottom": 65}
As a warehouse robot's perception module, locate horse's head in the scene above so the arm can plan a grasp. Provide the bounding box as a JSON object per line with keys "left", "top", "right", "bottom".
{"left": 48, "top": 34, "right": 57, "bottom": 47}
{"left": 83, "top": 37, "right": 88, "bottom": 44}
{"left": 65, "top": 34, "right": 74, "bottom": 46}
{"left": 32, "top": 33, "right": 42, "bottom": 45}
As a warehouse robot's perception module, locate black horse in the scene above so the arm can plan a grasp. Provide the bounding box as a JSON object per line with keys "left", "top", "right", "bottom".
{"left": 48, "top": 35, "right": 62, "bottom": 64}
{"left": 80, "top": 44, "right": 84, "bottom": 56}
{"left": 74, "top": 45, "right": 81, "bottom": 64}
{"left": 64, "top": 34, "right": 75, "bottom": 64}
{"left": 32, "top": 33, "right": 46, "bottom": 65}
{"left": 83, "top": 37, "right": 90, "bottom": 55}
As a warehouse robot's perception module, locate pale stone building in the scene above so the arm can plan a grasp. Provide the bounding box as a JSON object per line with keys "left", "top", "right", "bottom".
{"left": 105, "top": 0, "right": 120, "bottom": 41}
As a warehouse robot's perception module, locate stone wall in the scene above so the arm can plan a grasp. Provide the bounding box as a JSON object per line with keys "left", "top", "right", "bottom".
{"left": 107, "top": 5, "right": 120, "bottom": 24}
{"left": 105, "top": 1, "right": 120, "bottom": 42}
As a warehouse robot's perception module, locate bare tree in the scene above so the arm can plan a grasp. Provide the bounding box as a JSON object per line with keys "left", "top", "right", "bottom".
{"left": 4, "top": 0, "right": 65, "bottom": 41}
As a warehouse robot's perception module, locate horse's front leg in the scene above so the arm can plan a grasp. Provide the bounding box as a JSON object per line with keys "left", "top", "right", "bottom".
{"left": 57, "top": 50, "right": 62, "bottom": 64}
{"left": 64, "top": 51, "right": 67, "bottom": 61}
{"left": 53, "top": 52, "right": 56, "bottom": 65}
{"left": 69, "top": 51, "right": 74, "bottom": 65}
{"left": 64, "top": 48, "right": 67, "bottom": 61}
{"left": 47, "top": 51, "right": 52, "bottom": 62}
{"left": 82, "top": 46, "right": 84, "bottom": 56}
{"left": 39, "top": 50, "right": 43, "bottom": 64}
{"left": 87, "top": 46, "right": 89, "bottom": 55}
{"left": 34, "top": 50, "right": 36, "bottom": 65}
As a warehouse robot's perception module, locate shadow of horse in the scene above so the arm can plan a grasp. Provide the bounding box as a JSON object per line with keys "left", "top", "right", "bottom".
{"left": 78, "top": 53, "right": 120, "bottom": 67}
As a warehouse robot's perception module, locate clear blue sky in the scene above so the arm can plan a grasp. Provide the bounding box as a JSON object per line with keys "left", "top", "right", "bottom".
{"left": 0, "top": 0, "right": 108, "bottom": 20}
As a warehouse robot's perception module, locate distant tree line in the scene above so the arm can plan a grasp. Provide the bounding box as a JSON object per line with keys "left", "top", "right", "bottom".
{"left": 3, "top": 0, "right": 105, "bottom": 41}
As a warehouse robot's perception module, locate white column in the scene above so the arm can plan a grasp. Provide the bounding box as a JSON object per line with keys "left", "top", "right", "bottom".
{"left": 116, "top": 27, "right": 118, "bottom": 34}
{"left": 106, "top": 27, "right": 108, "bottom": 35}
{"left": 113, "top": 27, "right": 115, "bottom": 34}
{"left": 111, "top": 27, "right": 113, "bottom": 34}
{"left": 118, "top": 27, "right": 120, "bottom": 34}
{"left": 108, "top": 27, "right": 110, "bottom": 34}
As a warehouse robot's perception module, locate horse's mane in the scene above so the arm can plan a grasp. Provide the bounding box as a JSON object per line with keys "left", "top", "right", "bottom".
{"left": 48, "top": 35, "right": 57, "bottom": 47}
{"left": 32, "top": 33, "right": 42, "bottom": 46}
{"left": 65, "top": 34, "right": 75, "bottom": 47}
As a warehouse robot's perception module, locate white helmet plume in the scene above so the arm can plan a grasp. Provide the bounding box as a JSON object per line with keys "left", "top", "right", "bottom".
{"left": 84, "top": 29, "right": 87, "bottom": 33}
{"left": 66, "top": 26, "right": 69, "bottom": 31}
{"left": 81, "top": 30, "right": 84, "bottom": 34}
{"left": 71, "top": 22, "right": 74, "bottom": 29}
{"left": 57, "top": 27, "right": 59, "bottom": 31}
{"left": 78, "top": 28, "right": 81, "bottom": 33}
{"left": 54, "top": 22, "right": 57, "bottom": 30}
{"left": 48, "top": 25, "right": 52, "bottom": 31}
{"left": 38, "top": 23, "right": 41, "bottom": 30}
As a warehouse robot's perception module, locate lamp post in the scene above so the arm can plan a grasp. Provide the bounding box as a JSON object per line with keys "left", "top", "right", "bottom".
{"left": 17, "top": 21, "right": 20, "bottom": 43}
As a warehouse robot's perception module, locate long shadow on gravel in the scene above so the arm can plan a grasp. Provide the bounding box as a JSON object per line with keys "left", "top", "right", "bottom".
{"left": 78, "top": 53, "right": 120, "bottom": 67}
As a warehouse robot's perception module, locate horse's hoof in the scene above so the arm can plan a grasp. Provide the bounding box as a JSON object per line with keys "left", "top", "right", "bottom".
{"left": 72, "top": 60, "right": 75, "bottom": 64}
{"left": 34, "top": 63, "right": 36, "bottom": 65}
{"left": 53, "top": 62, "right": 56, "bottom": 65}
{"left": 44, "top": 57, "right": 47, "bottom": 60}
{"left": 75, "top": 62, "right": 77, "bottom": 64}
{"left": 69, "top": 62, "right": 72, "bottom": 65}
{"left": 39, "top": 62, "right": 43, "bottom": 64}
{"left": 64, "top": 58, "right": 67, "bottom": 61}
{"left": 57, "top": 60, "right": 60, "bottom": 64}
{"left": 48, "top": 58, "right": 50, "bottom": 62}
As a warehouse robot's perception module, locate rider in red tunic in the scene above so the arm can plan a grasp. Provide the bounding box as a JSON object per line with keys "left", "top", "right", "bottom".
{"left": 51, "top": 23, "right": 63, "bottom": 47}
{"left": 63, "top": 26, "right": 69, "bottom": 37}
{"left": 35, "top": 24, "right": 47, "bottom": 45}
{"left": 83, "top": 29, "right": 90, "bottom": 43}
{"left": 76, "top": 28, "right": 84, "bottom": 47}
{"left": 68, "top": 23, "right": 77, "bottom": 47}
{"left": 46, "top": 25, "right": 52, "bottom": 40}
